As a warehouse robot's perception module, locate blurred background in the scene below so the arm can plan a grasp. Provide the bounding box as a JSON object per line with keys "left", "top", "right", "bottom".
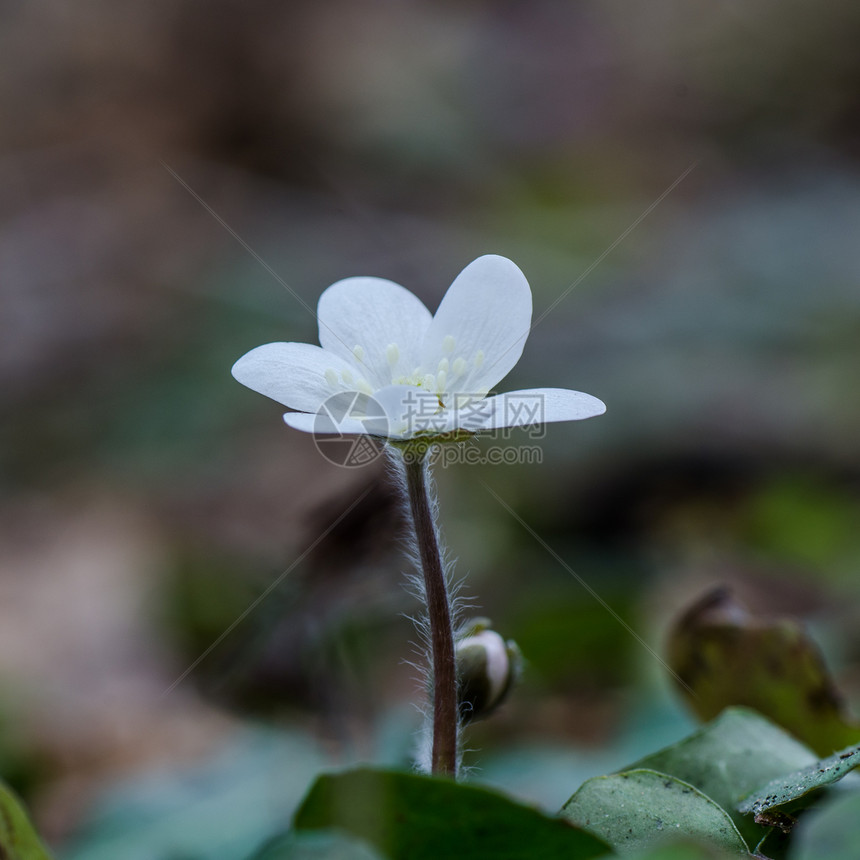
{"left": 3, "top": 1, "right": 860, "bottom": 857}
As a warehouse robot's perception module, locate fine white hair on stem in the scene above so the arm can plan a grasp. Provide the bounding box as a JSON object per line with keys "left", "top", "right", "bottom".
{"left": 384, "top": 444, "right": 473, "bottom": 774}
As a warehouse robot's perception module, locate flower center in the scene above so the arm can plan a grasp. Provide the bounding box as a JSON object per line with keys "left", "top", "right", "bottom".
{"left": 324, "top": 364, "right": 374, "bottom": 396}
{"left": 323, "top": 334, "right": 487, "bottom": 407}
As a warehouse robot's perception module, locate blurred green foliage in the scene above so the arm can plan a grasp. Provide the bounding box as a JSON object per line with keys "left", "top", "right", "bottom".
{"left": 0, "top": 782, "right": 54, "bottom": 859}
{"left": 742, "top": 476, "right": 860, "bottom": 579}
{"left": 790, "top": 790, "right": 860, "bottom": 860}
{"left": 667, "top": 590, "right": 860, "bottom": 756}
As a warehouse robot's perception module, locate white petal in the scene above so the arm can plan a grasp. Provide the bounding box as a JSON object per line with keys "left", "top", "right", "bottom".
{"left": 373, "top": 384, "right": 458, "bottom": 439}
{"left": 232, "top": 342, "right": 358, "bottom": 412}
{"left": 283, "top": 411, "right": 368, "bottom": 435}
{"left": 421, "top": 255, "right": 532, "bottom": 394}
{"left": 286, "top": 389, "right": 392, "bottom": 435}
{"left": 317, "top": 276, "right": 432, "bottom": 387}
{"left": 476, "top": 387, "right": 606, "bottom": 431}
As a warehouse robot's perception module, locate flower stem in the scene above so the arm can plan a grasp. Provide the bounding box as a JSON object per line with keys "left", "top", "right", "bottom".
{"left": 403, "top": 453, "right": 458, "bottom": 777}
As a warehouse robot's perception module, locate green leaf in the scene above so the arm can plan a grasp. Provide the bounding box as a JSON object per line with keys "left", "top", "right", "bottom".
{"left": 249, "top": 829, "right": 385, "bottom": 859}
{"left": 627, "top": 841, "right": 745, "bottom": 859}
{"left": 0, "top": 781, "right": 54, "bottom": 859}
{"left": 559, "top": 770, "right": 749, "bottom": 856}
{"left": 293, "top": 767, "right": 612, "bottom": 860}
{"left": 666, "top": 588, "right": 860, "bottom": 756}
{"left": 628, "top": 707, "right": 817, "bottom": 845}
{"left": 789, "top": 789, "right": 860, "bottom": 860}
{"left": 738, "top": 742, "right": 860, "bottom": 821}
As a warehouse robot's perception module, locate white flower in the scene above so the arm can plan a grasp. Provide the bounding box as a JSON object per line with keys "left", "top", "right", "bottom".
{"left": 231, "top": 254, "right": 605, "bottom": 440}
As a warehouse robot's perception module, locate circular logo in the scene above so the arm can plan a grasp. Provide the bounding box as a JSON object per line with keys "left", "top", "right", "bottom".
{"left": 313, "top": 391, "right": 388, "bottom": 467}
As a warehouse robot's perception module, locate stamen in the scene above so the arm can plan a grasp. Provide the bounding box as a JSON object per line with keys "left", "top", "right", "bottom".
{"left": 442, "top": 335, "right": 456, "bottom": 355}
{"left": 357, "top": 379, "right": 374, "bottom": 395}
{"left": 386, "top": 343, "right": 400, "bottom": 367}
{"left": 452, "top": 357, "right": 467, "bottom": 377}
{"left": 474, "top": 350, "right": 485, "bottom": 369}
{"left": 341, "top": 369, "right": 354, "bottom": 384}
{"left": 324, "top": 368, "right": 339, "bottom": 388}
{"left": 423, "top": 374, "right": 436, "bottom": 390}
{"left": 436, "top": 370, "right": 447, "bottom": 391}
{"left": 437, "top": 357, "right": 449, "bottom": 374}
{"left": 353, "top": 345, "right": 365, "bottom": 362}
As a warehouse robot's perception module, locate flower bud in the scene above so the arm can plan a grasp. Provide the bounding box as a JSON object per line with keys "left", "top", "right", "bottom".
{"left": 456, "top": 619, "right": 521, "bottom": 723}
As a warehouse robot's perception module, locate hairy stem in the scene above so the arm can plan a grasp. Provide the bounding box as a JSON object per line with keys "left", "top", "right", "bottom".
{"left": 403, "top": 453, "right": 458, "bottom": 777}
